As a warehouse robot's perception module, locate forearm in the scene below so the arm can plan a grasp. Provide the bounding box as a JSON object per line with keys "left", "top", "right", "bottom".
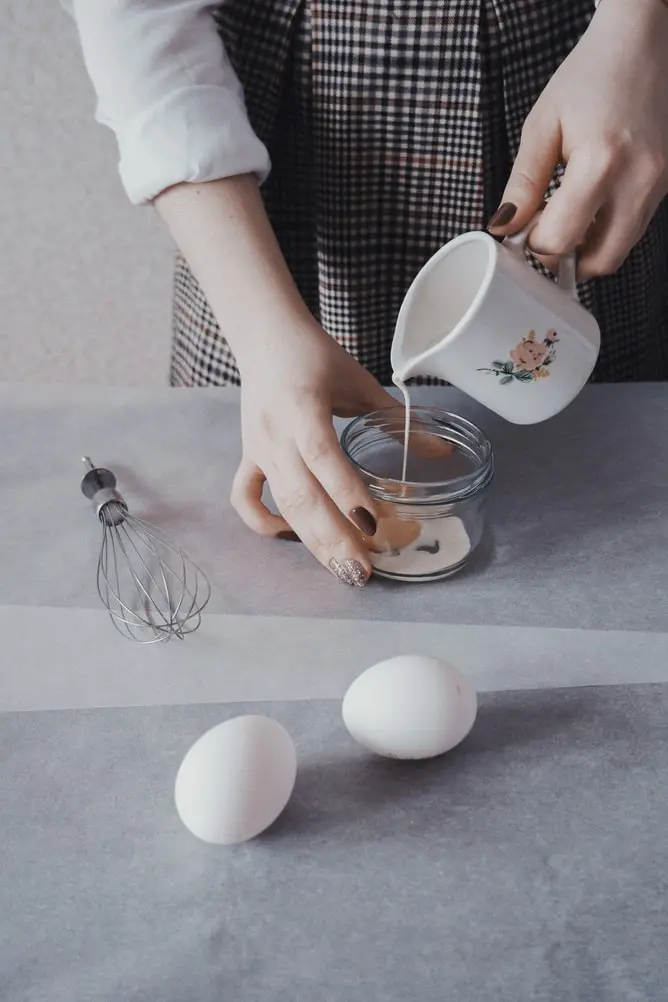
{"left": 594, "top": 0, "right": 668, "bottom": 31}
{"left": 155, "top": 176, "right": 316, "bottom": 369}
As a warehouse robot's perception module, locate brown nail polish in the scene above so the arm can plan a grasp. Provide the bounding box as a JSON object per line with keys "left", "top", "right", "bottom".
{"left": 276, "top": 530, "right": 300, "bottom": 542}
{"left": 329, "top": 558, "right": 369, "bottom": 588}
{"left": 350, "top": 507, "right": 377, "bottom": 537}
{"left": 488, "top": 202, "right": 517, "bottom": 230}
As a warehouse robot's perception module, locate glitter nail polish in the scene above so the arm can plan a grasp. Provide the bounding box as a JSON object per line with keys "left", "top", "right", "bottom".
{"left": 329, "top": 558, "right": 368, "bottom": 588}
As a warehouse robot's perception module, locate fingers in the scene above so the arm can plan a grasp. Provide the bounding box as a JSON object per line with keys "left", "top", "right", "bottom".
{"left": 343, "top": 376, "right": 454, "bottom": 462}
{"left": 265, "top": 449, "right": 372, "bottom": 587}
{"left": 538, "top": 147, "right": 664, "bottom": 279}
{"left": 488, "top": 109, "right": 562, "bottom": 235}
{"left": 576, "top": 174, "right": 664, "bottom": 281}
{"left": 404, "top": 420, "right": 455, "bottom": 461}
{"left": 526, "top": 148, "right": 614, "bottom": 274}
{"left": 360, "top": 379, "right": 400, "bottom": 415}
{"left": 332, "top": 373, "right": 397, "bottom": 419}
{"left": 343, "top": 395, "right": 454, "bottom": 463}
{"left": 232, "top": 450, "right": 373, "bottom": 586}
{"left": 332, "top": 362, "right": 454, "bottom": 470}
{"left": 495, "top": 93, "right": 667, "bottom": 268}
{"left": 492, "top": 131, "right": 664, "bottom": 279}
{"left": 295, "top": 409, "right": 379, "bottom": 538}
{"left": 230, "top": 459, "right": 297, "bottom": 540}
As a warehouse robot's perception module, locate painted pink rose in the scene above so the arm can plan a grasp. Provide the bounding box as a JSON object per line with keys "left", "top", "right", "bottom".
{"left": 510, "top": 338, "right": 549, "bottom": 372}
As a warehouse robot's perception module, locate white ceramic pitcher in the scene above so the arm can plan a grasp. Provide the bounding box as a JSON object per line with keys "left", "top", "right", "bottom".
{"left": 390, "top": 224, "right": 601, "bottom": 425}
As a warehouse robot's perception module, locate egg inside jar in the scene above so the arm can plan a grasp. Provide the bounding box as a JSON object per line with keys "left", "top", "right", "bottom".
{"left": 341, "top": 406, "right": 494, "bottom": 583}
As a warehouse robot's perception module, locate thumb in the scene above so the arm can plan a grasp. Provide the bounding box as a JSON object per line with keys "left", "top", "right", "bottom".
{"left": 356, "top": 374, "right": 455, "bottom": 461}
{"left": 333, "top": 373, "right": 396, "bottom": 419}
{"left": 365, "top": 378, "right": 400, "bottom": 412}
{"left": 488, "top": 108, "right": 562, "bottom": 235}
{"left": 349, "top": 366, "right": 399, "bottom": 415}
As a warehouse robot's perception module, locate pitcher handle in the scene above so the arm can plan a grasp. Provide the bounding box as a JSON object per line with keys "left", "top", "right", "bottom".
{"left": 503, "top": 215, "right": 579, "bottom": 302}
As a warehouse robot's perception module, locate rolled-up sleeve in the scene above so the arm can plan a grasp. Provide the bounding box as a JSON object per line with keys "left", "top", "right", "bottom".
{"left": 63, "top": 1, "right": 271, "bottom": 204}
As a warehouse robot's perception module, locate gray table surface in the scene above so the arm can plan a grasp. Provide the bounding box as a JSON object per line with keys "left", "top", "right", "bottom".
{"left": 1, "top": 381, "right": 667, "bottom": 632}
{"left": 1, "top": 381, "right": 667, "bottom": 1001}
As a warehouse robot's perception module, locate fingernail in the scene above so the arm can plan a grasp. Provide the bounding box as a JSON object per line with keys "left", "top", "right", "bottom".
{"left": 329, "top": 558, "right": 369, "bottom": 588}
{"left": 487, "top": 202, "right": 517, "bottom": 230}
{"left": 276, "top": 530, "right": 300, "bottom": 542}
{"left": 350, "top": 507, "right": 377, "bottom": 537}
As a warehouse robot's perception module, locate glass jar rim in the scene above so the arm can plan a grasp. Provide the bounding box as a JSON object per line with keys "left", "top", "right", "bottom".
{"left": 340, "top": 405, "right": 494, "bottom": 504}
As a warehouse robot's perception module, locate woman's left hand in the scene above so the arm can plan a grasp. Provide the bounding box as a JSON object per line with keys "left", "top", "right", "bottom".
{"left": 488, "top": 0, "right": 668, "bottom": 279}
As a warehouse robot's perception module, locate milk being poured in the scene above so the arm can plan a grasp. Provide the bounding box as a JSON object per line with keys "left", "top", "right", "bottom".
{"left": 392, "top": 370, "right": 413, "bottom": 484}
{"left": 369, "top": 232, "right": 493, "bottom": 580}
{"left": 369, "top": 365, "right": 471, "bottom": 580}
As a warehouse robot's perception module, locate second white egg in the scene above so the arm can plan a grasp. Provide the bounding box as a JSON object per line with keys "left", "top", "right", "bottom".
{"left": 174, "top": 715, "right": 297, "bottom": 845}
{"left": 342, "top": 655, "right": 477, "bottom": 759}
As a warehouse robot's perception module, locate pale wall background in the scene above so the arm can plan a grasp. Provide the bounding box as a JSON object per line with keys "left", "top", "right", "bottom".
{"left": 2, "top": 0, "right": 174, "bottom": 385}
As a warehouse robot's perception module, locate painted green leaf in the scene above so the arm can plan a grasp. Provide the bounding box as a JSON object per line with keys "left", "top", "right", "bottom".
{"left": 514, "top": 370, "right": 534, "bottom": 382}
{"left": 500, "top": 375, "right": 513, "bottom": 385}
{"left": 492, "top": 360, "right": 505, "bottom": 370}
{"left": 503, "top": 361, "right": 514, "bottom": 374}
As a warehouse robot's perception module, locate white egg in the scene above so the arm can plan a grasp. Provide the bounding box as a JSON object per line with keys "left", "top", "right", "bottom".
{"left": 342, "top": 655, "right": 477, "bottom": 759}
{"left": 174, "top": 715, "right": 297, "bottom": 845}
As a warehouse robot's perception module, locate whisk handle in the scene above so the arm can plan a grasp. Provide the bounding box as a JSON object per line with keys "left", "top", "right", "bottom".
{"left": 81, "top": 458, "right": 128, "bottom": 525}
{"left": 81, "top": 458, "right": 117, "bottom": 498}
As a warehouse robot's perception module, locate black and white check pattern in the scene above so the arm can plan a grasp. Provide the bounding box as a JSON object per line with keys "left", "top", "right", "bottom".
{"left": 170, "top": 0, "right": 668, "bottom": 388}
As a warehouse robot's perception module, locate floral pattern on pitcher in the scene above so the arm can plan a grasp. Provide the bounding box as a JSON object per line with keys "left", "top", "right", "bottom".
{"left": 478, "top": 330, "right": 559, "bottom": 384}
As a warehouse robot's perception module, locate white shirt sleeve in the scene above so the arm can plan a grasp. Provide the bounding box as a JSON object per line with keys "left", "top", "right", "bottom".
{"left": 62, "top": 1, "right": 271, "bottom": 204}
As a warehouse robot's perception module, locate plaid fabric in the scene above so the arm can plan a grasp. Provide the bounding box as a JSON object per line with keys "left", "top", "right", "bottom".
{"left": 170, "top": 0, "right": 668, "bottom": 387}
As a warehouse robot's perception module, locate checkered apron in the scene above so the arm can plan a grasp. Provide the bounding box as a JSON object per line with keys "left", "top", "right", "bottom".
{"left": 170, "top": 0, "right": 668, "bottom": 387}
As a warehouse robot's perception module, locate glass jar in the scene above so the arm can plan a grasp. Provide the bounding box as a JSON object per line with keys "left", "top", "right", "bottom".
{"left": 340, "top": 406, "right": 494, "bottom": 582}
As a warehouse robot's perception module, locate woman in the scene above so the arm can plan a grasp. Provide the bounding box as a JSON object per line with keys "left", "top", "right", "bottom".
{"left": 66, "top": 0, "right": 668, "bottom": 586}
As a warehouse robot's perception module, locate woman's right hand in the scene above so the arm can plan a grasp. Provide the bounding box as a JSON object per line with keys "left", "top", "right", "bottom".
{"left": 231, "top": 319, "right": 397, "bottom": 587}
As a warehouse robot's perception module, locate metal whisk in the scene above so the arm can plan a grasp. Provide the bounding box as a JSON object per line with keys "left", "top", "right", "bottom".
{"left": 81, "top": 457, "right": 211, "bottom": 643}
